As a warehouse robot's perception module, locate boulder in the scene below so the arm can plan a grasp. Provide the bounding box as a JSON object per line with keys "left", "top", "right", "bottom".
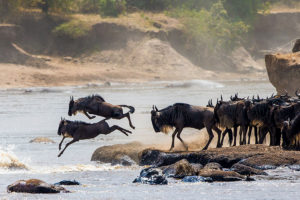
{"left": 231, "top": 163, "right": 268, "bottom": 175}
{"left": 204, "top": 162, "right": 222, "bottom": 170}
{"left": 292, "top": 39, "right": 300, "bottom": 53}
{"left": 265, "top": 41, "right": 300, "bottom": 95}
{"left": 7, "top": 179, "right": 69, "bottom": 193}
{"left": 91, "top": 142, "right": 146, "bottom": 166}
{"left": 161, "top": 160, "right": 203, "bottom": 178}
{"left": 133, "top": 167, "right": 168, "bottom": 185}
{"left": 29, "top": 137, "right": 55, "bottom": 144}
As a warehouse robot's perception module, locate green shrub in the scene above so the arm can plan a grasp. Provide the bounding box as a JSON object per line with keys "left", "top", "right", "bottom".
{"left": 98, "top": 0, "right": 126, "bottom": 17}
{"left": 52, "top": 20, "right": 91, "bottom": 39}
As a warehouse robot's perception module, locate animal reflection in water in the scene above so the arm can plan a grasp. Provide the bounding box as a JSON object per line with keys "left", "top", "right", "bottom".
{"left": 151, "top": 103, "right": 222, "bottom": 151}
{"left": 57, "top": 118, "right": 132, "bottom": 157}
{"left": 68, "top": 95, "right": 135, "bottom": 129}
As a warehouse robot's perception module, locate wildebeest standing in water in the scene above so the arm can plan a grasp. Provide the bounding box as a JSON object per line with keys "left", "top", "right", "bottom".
{"left": 151, "top": 103, "right": 222, "bottom": 151}
{"left": 68, "top": 95, "right": 135, "bottom": 129}
{"left": 57, "top": 118, "right": 132, "bottom": 157}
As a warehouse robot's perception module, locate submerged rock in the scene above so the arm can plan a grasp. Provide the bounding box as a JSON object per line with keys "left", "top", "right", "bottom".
{"left": 54, "top": 180, "right": 80, "bottom": 186}
{"left": 7, "top": 179, "right": 69, "bottom": 193}
{"left": 231, "top": 163, "right": 268, "bottom": 175}
{"left": 29, "top": 137, "right": 55, "bottom": 144}
{"left": 182, "top": 176, "right": 213, "bottom": 183}
{"left": 133, "top": 167, "right": 168, "bottom": 185}
{"left": 198, "top": 169, "right": 246, "bottom": 182}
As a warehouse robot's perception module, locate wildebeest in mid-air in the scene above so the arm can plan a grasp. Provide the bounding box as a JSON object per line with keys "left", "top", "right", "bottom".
{"left": 151, "top": 103, "right": 222, "bottom": 151}
{"left": 68, "top": 95, "right": 135, "bottom": 129}
{"left": 57, "top": 118, "right": 132, "bottom": 157}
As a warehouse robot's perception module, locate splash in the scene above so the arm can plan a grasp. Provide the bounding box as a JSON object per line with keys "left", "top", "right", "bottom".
{"left": 0, "top": 150, "right": 28, "bottom": 170}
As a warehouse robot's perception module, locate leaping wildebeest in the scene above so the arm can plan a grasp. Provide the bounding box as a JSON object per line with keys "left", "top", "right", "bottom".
{"left": 68, "top": 95, "right": 135, "bottom": 129}
{"left": 57, "top": 118, "right": 132, "bottom": 157}
{"left": 151, "top": 103, "right": 222, "bottom": 151}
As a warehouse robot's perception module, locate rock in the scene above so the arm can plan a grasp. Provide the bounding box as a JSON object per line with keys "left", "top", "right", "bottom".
{"left": 288, "top": 164, "right": 300, "bottom": 171}
{"left": 182, "top": 176, "right": 213, "bottom": 183}
{"left": 29, "top": 137, "right": 55, "bottom": 144}
{"left": 173, "top": 159, "right": 198, "bottom": 178}
{"left": 204, "top": 162, "right": 222, "bottom": 170}
{"left": 153, "top": 22, "right": 162, "bottom": 29}
{"left": 198, "top": 169, "right": 246, "bottom": 182}
{"left": 292, "top": 39, "right": 300, "bottom": 53}
{"left": 91, "top": 142, "right": 146, "bottom": 165}
{"left": 265, "top": 49, "right": 300, "bottom": 95}
{"left": 111, "top": 155, "right": 136, "bottom": 166}
{"left": 133, "top": 167, "right": 168, "bottom": 185}
{"left": 54, "top": 180, "right": 80, "bottom": 186}
{"left": 7, "top": 179, "right": 69, "bottom": 193}
{"left": 139, "top": 145, "right": 300, "bottom": 169}
{"left": 231, "top": 163, "right": 268, "bottom": 175}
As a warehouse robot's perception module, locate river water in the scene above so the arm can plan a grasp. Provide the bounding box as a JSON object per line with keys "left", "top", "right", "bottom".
{"left": 1, "top": 79, "right": 300, "bottom": 199}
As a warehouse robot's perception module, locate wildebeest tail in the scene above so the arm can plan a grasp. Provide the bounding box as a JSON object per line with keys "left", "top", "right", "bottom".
{"left": 119, "top": 105, "right": 135, "bottom": 113}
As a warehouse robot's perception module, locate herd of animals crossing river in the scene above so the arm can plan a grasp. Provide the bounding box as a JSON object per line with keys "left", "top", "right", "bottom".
{"left": 4, "top": 87, "right": 300, "bottom": 195}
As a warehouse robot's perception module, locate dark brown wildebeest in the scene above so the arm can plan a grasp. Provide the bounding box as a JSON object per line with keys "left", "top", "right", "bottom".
{"left": 68, "top": 95, "right": 135, "bottom": 129}
{"left": 214, "top": 99, "right": 248, "bottom": 146}
{"left": 57, "top": 118, "right": 132, "bottom": 157}
{"left": 151, "top": 103, "right": 222, "bottom": 151}
{"left": 282, "top": 113, "right": 300, "bottom": 150}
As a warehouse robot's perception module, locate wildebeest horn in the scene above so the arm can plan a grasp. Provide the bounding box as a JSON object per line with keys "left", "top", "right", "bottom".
{"left": 221, "top": 95, "right": 223, "bottom": 101}
{"left": 155, "top": 106, "right": 158, "bottom": 111}
{"left": 230, "top": 95, "right": 233, "bottom": 101}
{"left": 295, "top": 89, "right": 300, "bottom": 97}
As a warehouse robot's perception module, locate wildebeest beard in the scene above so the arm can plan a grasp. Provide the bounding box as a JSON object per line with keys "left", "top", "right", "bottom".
{"left": 151, "top": 104, "right": 191, "bottom": 134}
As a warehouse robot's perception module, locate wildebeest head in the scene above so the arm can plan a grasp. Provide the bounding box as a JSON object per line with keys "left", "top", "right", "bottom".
{"left": 151, "top": 105, "right": 173, "bottom": 134}
{"left": 57, "top": 118, "right": 67, "bottom": 135}
{"left": 68, "top": 96, "right": 75, "bottom": 116}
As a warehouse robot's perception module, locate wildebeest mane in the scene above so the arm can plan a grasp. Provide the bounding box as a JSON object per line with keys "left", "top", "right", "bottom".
{"left": 158, "top": 103, "right": 192, "bottom": 126}
{"left": 65, "top": 120, "right": 91, "bottom": 135}
{"left": 75, "top": 95, "right": 105, "bottom": 109}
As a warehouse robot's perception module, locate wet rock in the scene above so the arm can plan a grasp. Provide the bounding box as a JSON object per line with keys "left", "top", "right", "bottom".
{"left": 204, "top": 162, "right": 222, "bottom": 170}
{"left": 182, "top": 176, "right": 213, "bottom": 183}
{"left": 133, "top": 167, "right": 168, "bottom": 185}
{"left": 54, "top": 180, "right": 80, "bottom": 186}
{"left": 29, "top": 137, "right": 55, "bottom": 144}
{"left": 173, "top": 159, "right": 198, "bottom": 178}
{"left": 198, "top": 169, "right": 246, "bottom": 182}
{"left": 7, "top": 179, "right": 69, "bottom": 193}
{"left": 288, "top": 164, "right": 300, "bottom": 171}
{"left": 91, "top": 142, "right": 145, "bottom": 165}
{"left": 231, "top": 163, "right": 268, "bottom": 176}
{"left": 111, "top": 155, "right": 136, "bottom": 166}
{"left": 238, "top": 154, "right": 296, "bottom": 170}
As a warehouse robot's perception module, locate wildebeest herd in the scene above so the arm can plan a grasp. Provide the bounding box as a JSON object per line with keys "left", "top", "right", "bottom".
{"left": 57, "top": 92, "right": 300, "bottom": 157}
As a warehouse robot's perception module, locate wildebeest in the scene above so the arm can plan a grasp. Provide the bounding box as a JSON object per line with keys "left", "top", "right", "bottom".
{"left": 282, "top": 113, "right": 300, "bottom": 150}
{"left": 68, "top": 95, "right": 135, "bottom": 129}
{"left": 151, "top": 103, "right": 222, "bottom": 151}
{"left": 57, "top": 118, "right": 132, "bottom": 157}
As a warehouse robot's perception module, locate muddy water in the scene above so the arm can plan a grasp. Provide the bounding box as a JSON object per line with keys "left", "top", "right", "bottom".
{"left": 1, "top": 79, "right": 300, "bottom": 199}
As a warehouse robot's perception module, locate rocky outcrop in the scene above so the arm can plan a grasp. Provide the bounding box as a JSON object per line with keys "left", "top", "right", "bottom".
{"left": 265, "top": 50, "right": 300, "bottom": 95}
{"left": 7, "top": 179, "right": 69, "bottom": 193}
{"left": 139, "top": 145, "right": 300, "bottom": 169}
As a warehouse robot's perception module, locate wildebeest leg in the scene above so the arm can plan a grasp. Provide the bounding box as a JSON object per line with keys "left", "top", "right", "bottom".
{"left": 176, "top": 128, "right": 188, "bottom": 151}
{"left": 239, "top": 128, "right": 243, "bottom": 145}
{"left": 169, "top": 128, "right": 178, "bottom": 151}
{"left": 212, "top": 126, "right": 222, "bottom": 148}
{"left": 248, "top": 126, "right": 252, "bottom": 145}
{"left": 203, "top": 127, "right": 214, "bottom": 150}
{"left": 220, "top": 129, "right": 228, "bottom": 147}
{"left": 233, "top": 126, "right": 237, "bottom": 146}
{"left": 242, "top": 126, "right": 248, "bottom": 145}
{"left": 58, "top": 139, "right": 79, "bottom": 157}
{"left": 115, "top": 112, "right": 135, "bottom": 129}
{"left": 58, "top": 136, "right": 66, "bottom": 150}
{"left": 259, "top": 127, "right": 268, "bottom": 144}
{"left": 83, "top": 110, "right": 96, "bottom": 119}
{"left": 105, "top": 125, "right": 132, "bottom": 136}
{"left": 254, "top": 126, "right": 258, "bottom": 144}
